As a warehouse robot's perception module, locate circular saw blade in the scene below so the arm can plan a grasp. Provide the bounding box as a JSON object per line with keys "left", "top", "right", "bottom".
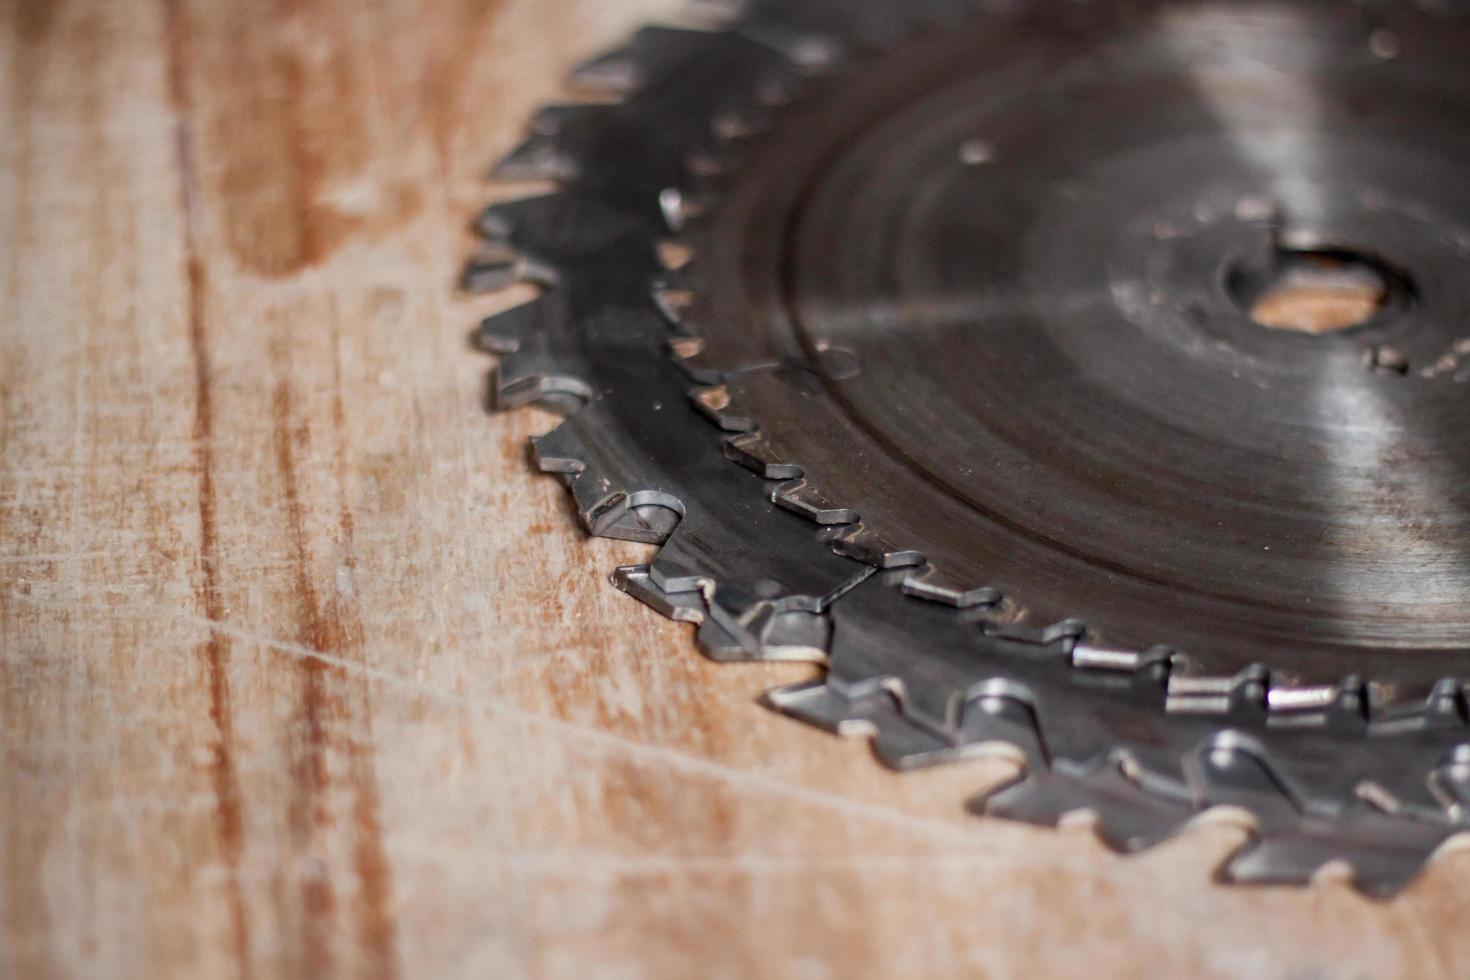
{"left": 470, "top": 0, "right": 1470, "bottom": 896}
{"left": 686, "top": 0, "right": 1470, "bottom": 695}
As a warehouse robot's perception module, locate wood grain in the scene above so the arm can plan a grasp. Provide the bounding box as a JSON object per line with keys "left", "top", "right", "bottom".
{"left": 3, "top": 1, "right": 1470, "bottom": 976}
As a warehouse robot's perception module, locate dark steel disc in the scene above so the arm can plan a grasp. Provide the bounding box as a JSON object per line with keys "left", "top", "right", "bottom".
{"left": 692, "top": 0, "right": 1470, "bottom": 693}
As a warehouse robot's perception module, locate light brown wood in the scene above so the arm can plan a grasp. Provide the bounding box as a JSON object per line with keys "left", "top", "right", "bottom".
{"left": 4, "top": 1, "right": 1470, "bottom": 977}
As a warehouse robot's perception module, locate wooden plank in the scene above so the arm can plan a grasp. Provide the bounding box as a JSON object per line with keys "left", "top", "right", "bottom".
{"left": 2, "top": 1, "right": 1469, "bottom": 976}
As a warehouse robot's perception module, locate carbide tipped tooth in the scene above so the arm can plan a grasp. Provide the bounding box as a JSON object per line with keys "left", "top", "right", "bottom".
{"left": 494, "top": 370, "right": 592, "bottom": 414}
{"left": 613, "top": 565, "right": 705, "bottom": 624}
{"left": 691, "top": 385, "right": 754, "bottom": 430}
{"left": 900, "top": 565, "right": 1000, "bottom": 609}
{"left": 529, "top": 423, "right": 588, "bottom": 475}
{"left": 474, "top": 301, "right": 533, "bottom": 355}
{"left": 831, "top": 525, "right": 924, "bottom": 569}
{"left": 659, "top": 187, "right": 690, "bottom": 232}
{"left": 720, "top": 432, "right": 798, "bottom": 480}
{"left": 1071, "top": 642, "right": 1145, "bottom": 672}
{"left": 652, "top": 276, "right": 696, "bottom": 328}
{"left": 773, "top": 479, "right": 858, "bottom": 525}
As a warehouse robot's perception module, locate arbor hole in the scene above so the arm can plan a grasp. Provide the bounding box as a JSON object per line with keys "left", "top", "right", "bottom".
{"left": 1228, "top": 246, "right": 1407, "bottom": 334}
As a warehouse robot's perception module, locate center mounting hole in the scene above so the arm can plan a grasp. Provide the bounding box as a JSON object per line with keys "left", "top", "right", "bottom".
{"left": 1228, "top": 246, "right": 1407, "bottom": 335}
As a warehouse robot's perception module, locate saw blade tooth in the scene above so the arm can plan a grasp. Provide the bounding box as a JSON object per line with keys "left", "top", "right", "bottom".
{"left": 640, "top": 486, "right": 869, "bottom": 638}
{"left": 1324, "top": 676, "right": 1371, "bottom": 732}
{"left": 474, "top": 301, "right": 533, "bottom": 356}
{"left": 766, "top": 682, "right": 1005, "bottom": 770}
{"left": 1255, "top": 675, "right": 1373, "bottom": 736}
{"left": 476, "top": 194, "right": 656, "bottom": 264}
{"left": 460, "top": 244, "right": 551, "bottom": 294}
{"left": 1425, "top": 678, "right": 1470, "bottom": 727}
{"left": 655, "top": 289, "right": 693, "bottom": 331}
{"left": 493, "top": 369, "right": 593, "bottom": 415}
{"left": 690, "top": 384, "right": 760, "bottom": 431}
{"left": 976, "top": 757, "right": 1194, "bottom": 854}
{"left": 477, "top": 298, "right": 594, "bottom": 412}
{"left": 574, "top": 24, "right": 796, "bottom": 99}
{"left": 494, "top": 137, "right": 577, "bottom": 183}
{"left": 772, "top": 479, "right": 859, "bottom": 525}
{"left": 528, "top": 422, "right": 588, "bottom": 476}
{"left": 473, "top": 202, "right": 518, "bottom": 243}
{"left": 571, "top": 54, "right": 640, "bottom": 97}
{"left": 980, "top": 614, "right": 1087, "bottom": 646}
{"left": 742, "top": 27, "right": 844, "bottom": 74}
{"left": 613, "top": 565, "right": 705, "bottom": 624}
{"left": 1217, "top": 835, "right": 1349, "bottom": 892}
{"left": 1080, "top": 765, "right": 1197, "bottom": 854}
{"left": 765, "top": 680, "right": 871, "bottom": 735}
{"left": 900, "top": 565, "right": 1000, "bottom": 609}
{"left": 570, "top": 27, "right": 685, "bottom": 94}
{"left": 1164, "top": 665, "right": 1268, "bottom": 718}
{"left": 659, "top": 186, "right": 693, "bottom": 233}
{"left": 723, "top": 432, "right": 803, "bottom": 480}
{"left": 532, "top": 420, "right": 673, "bottom": 542}
{"left": 616, "top": 561, "right": 825, "bottom": 662}
{"left": 1218, "top": 800, "right": 1457, "bottom": 898}
{"left": 652, "top": 268, "right": 699, "bottom": 328}
{"left": 693, "top": 616, "right": 757, "bottom": 662}
{"left": 766, "top": 683, "right": 926, "bottom": 756}
{"left": 831, "top": 524, "right": 924, "bottom": 569}
{"left": 974, "top": 771, "right": 1087, "bottom": 828}
{"left": 1224, "top": 668, "right": 1273, "bottom": 725}
{"left": 492, "top": 104, "right": 604, "bottom": 182}
{"left": 1070, "top": 641, "right": 1146, "bottom": 673}
{"left": 731, "top": 0, "right": 977, "bottom": 70}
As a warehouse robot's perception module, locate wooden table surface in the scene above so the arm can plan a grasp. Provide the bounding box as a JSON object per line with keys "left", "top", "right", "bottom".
{"left": 5, "top": 1, "right": 1470, "bottom": 977}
